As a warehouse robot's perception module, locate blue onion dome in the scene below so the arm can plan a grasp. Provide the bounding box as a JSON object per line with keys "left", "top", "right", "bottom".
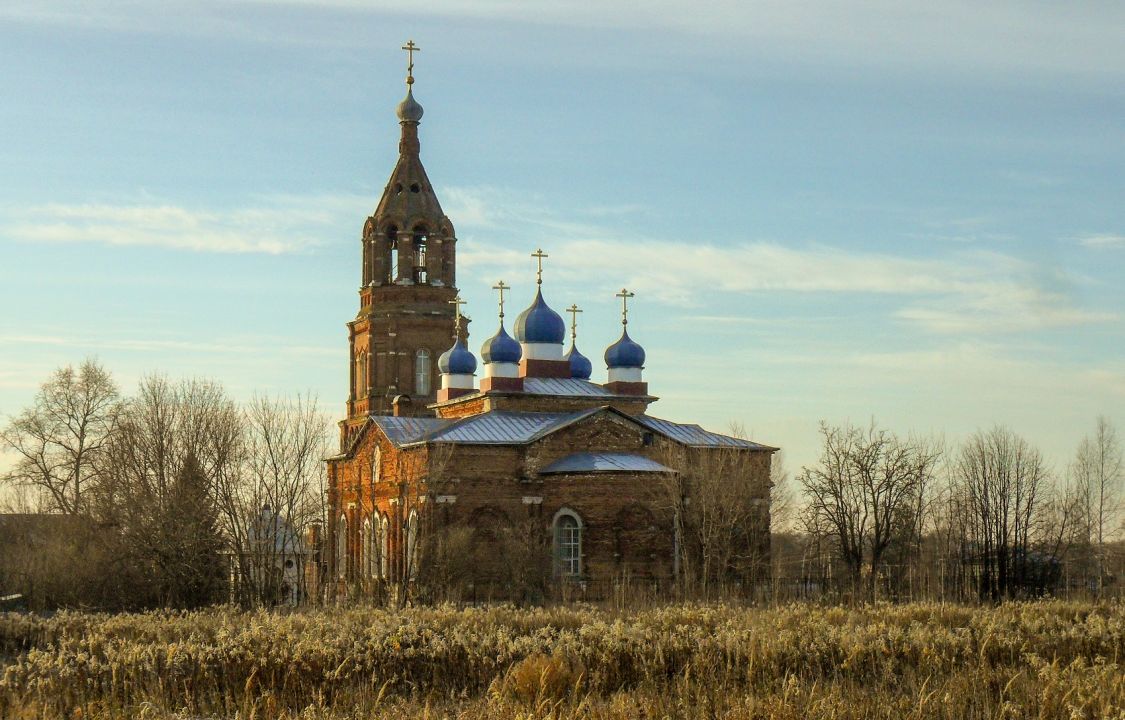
{"left": 514, "top": 288, "right": 566, "bottom": 344}
{"left": 481, "top": 324, "right": 522, "bottom": 364}
{"left": 438, "top": 338, "right": 477, "bottom": 374}
{"left": 396, "top": 87, "right": 424, "bottom": 123}
{"left": 564, "top": 342, "right": 592, "bottom": 380}
{"left": 604, "top": 329, "right": 646, "bottom": 369}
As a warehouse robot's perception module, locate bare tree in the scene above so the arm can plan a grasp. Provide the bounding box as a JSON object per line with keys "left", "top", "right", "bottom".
{"left": 799, "top": 421, "right": 940, "bottom": 600}
{"left": 1, "top": 359, "right": 119, "bottom": 514}
{"left": 955, "top": 426, "right": 1052, "bottom": 601}
{"left": 1069, "top": 416, "right": 1123, "bottom": 594}
{"left": 659, "top": 438, "right": 770, "bottom": 598}
{"left": 215, "top": 393, "right": 328, "bottom": 607}
{"left": 92, "top": 375, "right": 241, "bottom": 608}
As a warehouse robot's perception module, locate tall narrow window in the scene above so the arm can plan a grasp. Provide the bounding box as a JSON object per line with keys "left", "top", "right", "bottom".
{"left": 415, "top": 349, "right": 432, "bottom": 395}
{"left": 379, "top": 515, "right": 389, "bottom": 579}
{"left": 386, "top": 226, "right": 398, "bottom": 283}
{"left": 406, "top": 510, "right": 420, "bottom": 580}
{"left": 362, "top": 517, "right": 372, "bottom": 579}
{"left": 371, "top": 446, "right": 382, "bottom": 484}
{"left": 335, "top": 513, "right": 348, "bottom": 579}
{"left": 553, "top": 509, "right": 583, "bottom": 578}
{"left": 413, "top": 227, "right": 428, "bottom": 284}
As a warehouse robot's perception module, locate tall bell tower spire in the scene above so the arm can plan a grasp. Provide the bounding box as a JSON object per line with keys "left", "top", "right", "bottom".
{"left": 343, "top": 41, "right": 461, "bottom": 432}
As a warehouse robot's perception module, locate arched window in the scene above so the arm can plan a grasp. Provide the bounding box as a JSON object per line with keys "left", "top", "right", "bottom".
{"left": 406, "top": 509, "right": 420, "bottom": 580}
{"left": 412, "top": 226, "right": 428, "bottom": 284}
{"left": 379, "top": 515, "right": 390, "bottom": 579}
{"left": 386, "top": 226, "right": 398, "bottom": 283}
{"left": 415, "top": 349, "right": 432, "bottom": 395}
{"left": 553, "top": 508, "right": 583, "bottom": 578}
{"left": 362, "top": 517, "right": 373, "bottom": 579}
{"left": 335, "top": 513, "right": 348, "bottom": 579}
{"left": 371, "top": 446, "right": 382, "bottom": 484}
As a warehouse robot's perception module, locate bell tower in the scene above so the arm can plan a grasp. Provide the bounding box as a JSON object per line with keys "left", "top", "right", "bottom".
{"left": 345, "top": 41, "right": 460, "bottom": 430}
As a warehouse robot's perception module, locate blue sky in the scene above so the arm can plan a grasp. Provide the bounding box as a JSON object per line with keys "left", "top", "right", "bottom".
{"left": 1, "top": 1, "right": 1123, "bottom": 480}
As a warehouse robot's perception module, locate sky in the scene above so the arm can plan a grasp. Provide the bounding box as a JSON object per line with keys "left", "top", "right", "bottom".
{"left": 0, "top": 0, "right": 1123, "bottom": 483}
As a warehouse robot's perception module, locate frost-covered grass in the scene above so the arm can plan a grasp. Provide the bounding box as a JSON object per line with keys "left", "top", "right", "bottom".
{"left": 2, "top": 601, "right": 1123, "bottom": 719}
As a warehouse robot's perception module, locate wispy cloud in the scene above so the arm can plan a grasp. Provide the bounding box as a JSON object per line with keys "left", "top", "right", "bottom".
{"left": 5, "top": 1, "right": 1124, "bottom": 83}
{"left": 0, "top": 334, "right": 336, "bottom": 357}
{"left": 1078, "top": 234, "right": 1125, "bottom": 250}
{"left": 2, "top": 194, "right": 369, "bottom": 254}
{"left": 446, "top": 185, "right": 1116, "bottom": 335}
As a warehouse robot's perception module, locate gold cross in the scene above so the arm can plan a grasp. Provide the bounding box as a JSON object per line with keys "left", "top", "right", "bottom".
{"left": 531, "top": 248, "right": 548, "bottom": 286}
{"left": 492, "top": 280, "right": 510, "bottom": 320}
{"left": 449, "top": 295, "right": 467, "bottom": 336}
{"left": 401, "top": 40, "right": 421, "bottom": 84}
{"left": 615, "top": 288, "right": 635, "bottom": 326}
{"left": 566, "top": 304, "right": 582, "bottom": 341}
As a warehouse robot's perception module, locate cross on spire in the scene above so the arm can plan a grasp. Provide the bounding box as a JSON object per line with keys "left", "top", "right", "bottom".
{"left": 449, "top": 295, "right": 467, "bottom": 337}
{"left": 616, "top": 288, "right": 635, "bottom": 326}
{"left": 492, "top": 280, "right": 510, "bottom": 320}
{"left": 531, "top": 248, "right": 548, "bottom": 286}
{"left": 401, "top": 40, "right": 421, "bottom": 85}
{"left": 567, "top": 304, "right": 582, "bottom": 342}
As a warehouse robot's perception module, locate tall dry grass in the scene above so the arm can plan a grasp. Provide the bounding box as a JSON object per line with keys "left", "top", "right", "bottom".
{"left": 1, "top": 601, "right": 1122, "bottom": 719}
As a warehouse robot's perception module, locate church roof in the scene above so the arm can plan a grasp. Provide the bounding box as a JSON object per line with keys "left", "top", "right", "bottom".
{"left": 371, "top": 416, "right": 450, "bottom": 446}
{"left": 635, "top": 415, "right": 775, "bottom": 450}
{"left": 540, "top": 453, "right": 674, "bottom": 474}
{"left": 369, "top": 407, "right": 775, "bottom": 451}
{"left": 521, "top": 377, "right": 617, "bottom": 397}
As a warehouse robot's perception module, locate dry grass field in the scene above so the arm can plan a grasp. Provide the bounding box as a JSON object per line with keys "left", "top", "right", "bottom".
{"left": 1, "top": 601, "right": 1123, "bottom": 719}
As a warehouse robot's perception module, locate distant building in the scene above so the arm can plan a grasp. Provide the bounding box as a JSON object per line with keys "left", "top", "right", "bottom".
{"left": 325, "top": 46, "right": 776, "bottom": 599}
{"left": 227, "top": 506, "right": 314, "bottom": 606}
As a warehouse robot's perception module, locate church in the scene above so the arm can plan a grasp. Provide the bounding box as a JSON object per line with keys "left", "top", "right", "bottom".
{"left": 325, "top": 44, "right": 775, "bottom": 600}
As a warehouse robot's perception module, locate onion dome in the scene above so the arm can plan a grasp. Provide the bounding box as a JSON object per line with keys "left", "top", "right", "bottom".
{"left": 514, "top": 289, "right": 566, "bottom": 344}
{"left": 438, "top": 338, "right": 477, "bottom": 375}
{"left": 396, "top": 87, "right": 424, "bottom": 123}
{"left": 564, "top": 342, "right": 592, "bottom": 380}
{"left": 604, "top": 329, "right": 646, "bottom": 369}
{"left": 481, "top": 324, "right": 522, "bottom": 364}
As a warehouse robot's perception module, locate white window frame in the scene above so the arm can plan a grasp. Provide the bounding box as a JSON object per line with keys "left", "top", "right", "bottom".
{"left": 336, "top": 513, "right": 348, "bottom": 579}
{"left": 552, "top": 508, "right": 583, "bottom": 578}
{"left": 415, "top": 349, "right": 432, "bottom": 395}
{"left": 379, "top": 514, "right": 390, "bottom": 579}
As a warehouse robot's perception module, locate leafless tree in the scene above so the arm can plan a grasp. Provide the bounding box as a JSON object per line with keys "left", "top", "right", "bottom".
{"left": 659, "top": 437, "right": 770, "bottom": 598}
{"left": 955, "top": 425, "right": 1052, "bottom": 601}
{"left": 92, "top": 375, "right": 240, "bottom": 608}
{"left": 1, "top": 359, "right": 119, "bottom": 514}
{"left": 1068, "top": 416, "right": 1123, "bottom": 594}
{"left": 799, "top": 421, "right": 940, "bottom": 600}
{"left": 214, "top": 393, "right": 328, "bottom": 607}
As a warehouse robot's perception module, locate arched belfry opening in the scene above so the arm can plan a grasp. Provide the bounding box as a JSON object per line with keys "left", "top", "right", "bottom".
{"left": 412, "top": 226, "right": 428, "bottom": 284}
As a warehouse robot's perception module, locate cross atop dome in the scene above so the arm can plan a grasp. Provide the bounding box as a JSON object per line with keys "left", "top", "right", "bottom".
{"left": 616, "top": 288, "right": 635, "bottom": 326}
{"left": 401, "top": 40, "right": 420, "bottom": 85}
{"left": 532, "top": 248, "right": 548, "bottom": 286}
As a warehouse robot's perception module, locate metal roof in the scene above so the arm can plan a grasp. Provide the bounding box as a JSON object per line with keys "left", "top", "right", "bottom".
{"left": 424, "top": 409, "right": 598, "bottom": 445}
{"left": 521, "top": 377, "right": 615, "bottom": 397}
{"left": 368, "top": 407, "right": 774, "bottom": 451}
{"left": 636, "top": 415, "right": 774, "bottom": 450}
{"left": 371, "top": 416, "right": 451, "bottom": 446}
{"left": 540, "top": 452, "right": 674, "bottom": 474}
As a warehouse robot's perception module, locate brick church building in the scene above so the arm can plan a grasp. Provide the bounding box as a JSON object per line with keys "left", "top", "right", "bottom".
{"left": 325, "top": 47, "right": 775, "bottom": 599}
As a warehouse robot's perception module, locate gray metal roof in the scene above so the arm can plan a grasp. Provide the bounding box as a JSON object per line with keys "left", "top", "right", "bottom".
{"left": 424, "top": 409, "right": 598, "bottom": 445}
{"left": 368, "top": 407, "right": 773, "bottom": 451}
{"left": 540, "top": 452, "right": 674, "bottom": 474}
{"left": 521, "top": 377, "right": 615, "bottom": 397}
{"left": 371, "top": 416, "right": 451, "bottom": 446}
{"left": 636, "top": 415, "right": 774, "bottom": 450}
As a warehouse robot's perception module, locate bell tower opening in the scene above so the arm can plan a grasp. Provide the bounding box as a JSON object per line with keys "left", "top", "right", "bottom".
{"left": 413, "top": 226, "right": 428, "bottom": 284}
